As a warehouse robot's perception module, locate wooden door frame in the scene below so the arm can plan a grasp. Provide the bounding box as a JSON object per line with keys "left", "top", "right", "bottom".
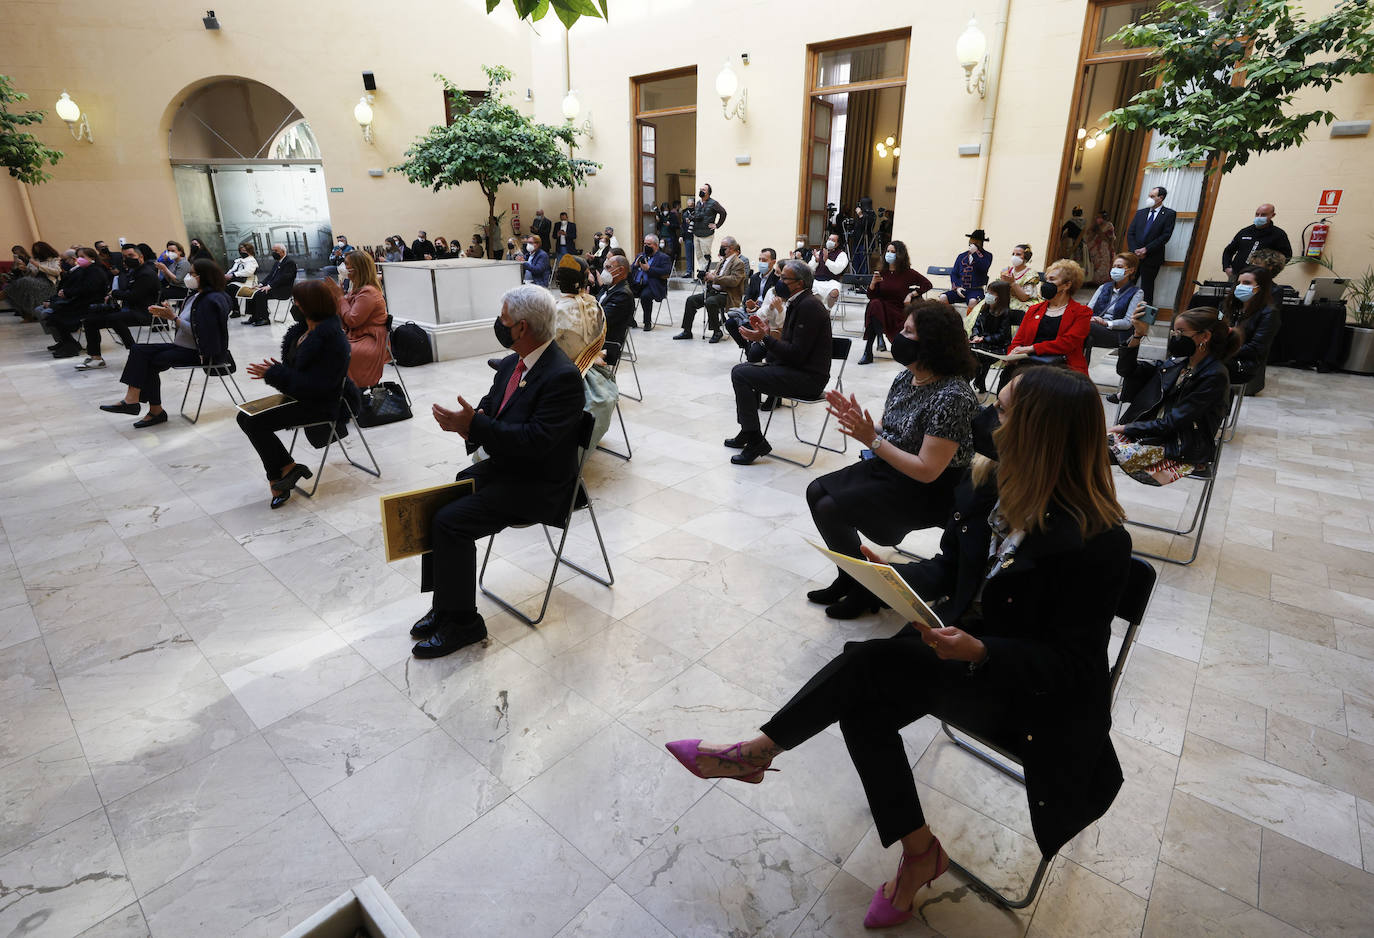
{"left": 630, "top": 66, "right": 697, "bottom": 248}
{"left": 797, "top": 30, "right": 911, "bottom": 245}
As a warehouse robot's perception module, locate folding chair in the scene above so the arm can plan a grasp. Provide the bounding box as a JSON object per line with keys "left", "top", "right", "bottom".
{"left": 595, "top": 340, "right": 632, "bottom": 461}
{"left": 382, "top": 314, "right": 411, "bottom": 406}
{"left": 286, "top": 379, "right": 381, "bottom": 497}
{"left": 1123, "top": 427, "right": 1225, "bottom": 566}
{"left": 1221, "top": 382, "right": 1245, "bottom": 443}
{"left": 652, "top": 292, "right": 675, "bottom": 327}
{"left": 174, "top": 352, "right": 245, "bottom": 424}
{"left": 270, "top": 296, "right": 293, "bottom": 324}
{"left": 618, "top": 329, "right": 643, "bottom": 402}
{"left": 479, "top": 411, "right": 614, "bottom": 626}
{"left": 833, "top": 273, "right": 869, "bottom": 337}
{"left": 938, "top": 556, "right": 1157, "bottom": 908}
{"left": 761, "top": 337, "right": 852, "bottom": 468}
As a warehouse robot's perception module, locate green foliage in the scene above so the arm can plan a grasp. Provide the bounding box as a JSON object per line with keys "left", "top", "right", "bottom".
{"left": 1346, "top": 267, "right": 1374, "bottom": 328}
{"left": 1102, "top": 0, "right": 1374, "bottom": 173}
{"left": 392, "top": 65, "right": 598, "bottom": 210}
{"left": 0, "top": 75, "right": 64, "bottom": 185}
{"left": 484, "top": 0, "right": 607, "bottom": 30}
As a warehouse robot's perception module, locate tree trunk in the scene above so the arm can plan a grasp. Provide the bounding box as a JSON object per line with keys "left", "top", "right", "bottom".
{"left": 486, "top": 190, "right": 499, "bottom": 260}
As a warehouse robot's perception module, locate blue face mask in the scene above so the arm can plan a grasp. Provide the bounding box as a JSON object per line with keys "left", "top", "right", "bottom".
{"left": 1233, "top": 283, "right": 1256, "bottom": 301}
{"left": 884, "top": 252, "right": 897, "bottom": 265}
{"left": 1253, "top": 216, "right": 1268, "bottom": 227}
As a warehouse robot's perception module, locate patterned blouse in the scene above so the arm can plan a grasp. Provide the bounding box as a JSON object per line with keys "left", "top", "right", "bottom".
{"left": 878, "top": 372, "right": 978, "bottom": 469}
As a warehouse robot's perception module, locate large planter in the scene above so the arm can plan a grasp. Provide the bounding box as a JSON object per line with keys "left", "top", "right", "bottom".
{"left": 1341, "top": 324, "right": 1374, "bottom": 375}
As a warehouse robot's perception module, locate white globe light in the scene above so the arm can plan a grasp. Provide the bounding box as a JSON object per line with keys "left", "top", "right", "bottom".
{"left": 955, "top": 17, "right": 987, "bottom": 69}
{"left": 1084, "top": 136, "right": 1097, "bottom": 149}
{"left": 561, "top": 91, "right": 580, "bottom": 121}
{"left": 876, "top": 143, "right": 888, "bottom": 158}
{"left": 884, "top": 135, "right": 895, "bottom": 147}
{"left": 715, "top": 64, "right": 739, "bottom": 102}
{"left": 353, "top": 96, "right": 373, "bottom": 127}
{"left": 1076, "top": 127, "right": 1087, "bottom": 140}
{"left": 55, "top": 91, "right": 81, "bottom": 123}
{"left": 893, "top": 146, "right": 901, "bottom": 157}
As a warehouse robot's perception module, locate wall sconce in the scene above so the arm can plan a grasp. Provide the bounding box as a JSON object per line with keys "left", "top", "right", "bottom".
{"left": 716, "top": 62, "right": 748, "bottom": 124}
{"left": 1073, "top": 126, "right": 1109, "bottom": 172}
{"left": 55, "top": 91, "right": 93, "bottom": 143}
{"left": 955, "top": 17, "right": 988, "bottom": 98}
{"left": 561, "top": 90, "right": 594, "bottom": 140}
{"left": 875, "top": 135, "right": 901, "bottom": 159}
{"left": 353, "top": 94, "right": 374, "bottom": 144}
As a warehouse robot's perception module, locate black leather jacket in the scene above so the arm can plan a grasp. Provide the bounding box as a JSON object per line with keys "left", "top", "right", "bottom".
{"left": 1231, "top": 303, "right": 1280, "bottom": 368}
{"left": 1116, "top": 344, "right": 1229, "bottom": 463}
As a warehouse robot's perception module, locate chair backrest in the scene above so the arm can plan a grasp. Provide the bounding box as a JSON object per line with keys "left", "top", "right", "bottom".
{"left": 927, "top": 265, "right": 954, "bottom": 277}
{"left": 1108, "top": 556, "right": 1157, "bottom": 699}
{"left": 831, "top": 337, "right": 852, "bottom": 360}
{"left": 603, "top": 340, "right": 622, "bottom": 372}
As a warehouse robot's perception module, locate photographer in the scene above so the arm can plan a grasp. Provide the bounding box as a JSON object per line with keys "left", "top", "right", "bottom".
{"left": 631, "top": 234, "right": 671, "bottom": 331}
{"left": 676, "top": 236, "right": 746, "bottom": 343}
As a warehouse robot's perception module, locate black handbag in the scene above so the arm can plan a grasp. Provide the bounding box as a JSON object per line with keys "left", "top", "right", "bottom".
{"left": 390, "top": 321, "right": 433, "bottom": 366}
{"left": 356, "top": 381, "right": 413, "bottom": 427}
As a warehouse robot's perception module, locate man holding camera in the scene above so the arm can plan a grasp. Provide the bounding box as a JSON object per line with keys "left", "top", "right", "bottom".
{"left": 676, "top": 236, "right": 746, "bottom": 343}
{"left": 690, "top": 183, "right": 727, "bottom": 278}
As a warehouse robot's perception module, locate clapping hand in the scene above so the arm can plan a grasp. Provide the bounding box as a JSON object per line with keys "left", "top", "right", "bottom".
{"left": 246, "top": 357, "right": 279, "bottom": 379}
{"left": 739, "top": 315, "right": 767, "bottom": 343}
{"left": 433, "top": 395, "right": 480, "bottom": 438}
{"left": 825, "top": 391, "right": 877, "bottom": 447}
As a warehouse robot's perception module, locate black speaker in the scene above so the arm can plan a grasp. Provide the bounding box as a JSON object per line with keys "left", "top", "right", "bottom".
{"left": 362, "top": 71, "right": 376, "bottom": 91}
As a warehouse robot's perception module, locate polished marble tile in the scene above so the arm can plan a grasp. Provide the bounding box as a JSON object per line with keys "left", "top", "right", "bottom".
{"left": 55, "top": 637, "right": 219, "bottom": 733}
{"left": 76, "top": 904, "right": 152, "bottom": 937}
{"left": 121, "top": 518, "right": 258, "bottom": 595}
{"left": 221, "top": 629, "right": 375, "bottom": 729}
{"left": 1158, "top": 790, "right": 1262, "bottom": 905}
{"left": 551, "top": 883, "right": 674, "bottom": 938}
{"left": 1265, "top": 710, "right": 1374, "bottom": 804}
{"left": 0, "top": 737, "right": 102, "bottom": 852}
{"left": 1143, "top": 862, "right": 1305, "bottom": 938}
{"left": 545, "top": 621, "right": 691, "bottom": 715}
{"left": 620, "top": 581, "right": 753, "bottom": 661}
{"left": 1258, "top": 829, "right": 1374, "bottom": 937}
{"left": 1026, "top": 858, "right": 1147, "bottom": 938}
{"left": 0, "top": 638, "right": 74, "bottom": 769}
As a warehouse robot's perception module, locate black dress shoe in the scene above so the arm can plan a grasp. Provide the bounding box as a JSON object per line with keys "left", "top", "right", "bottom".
{"left": 759, "top": 396, "right": 778, "bottom": 412}
{"left": 100, "top": 402, "right": 140, "bottom": 415}
{"left": 672, "top": 330, "right": 692, "bottom": 340}
{"left": 876, "top": 335, "right": 888, "bottom": 352}
{"left": 229, "top": 310, "right": 241, "bottom": 318}
{"left": 1106, "top": 393, "right": 1121, "bottom": 404}
{"left": 412, "top": 613, "right": 487, "bottom": 659}
{"left": 132, "top": 410, "right": 169, "bottom": 429}
{"left": 247, "top": 318, "right": 270, "bottom": 327}
{"left": 825, "top": 592, "right": 882, "bottom": 620}
{"left": 271, "top": 463, "right": 314, "bottom": 494}
{"left": 857, "top": 352, "right": 875, "bottom": 365}
{"left": 708, "top": 330, "right": 723, "bottom": 344}
{"left": 730, "top": 437, "right": 772, "bottom": 465}
{"left": 409, "top": 608, "right": 442, "bottom": 639}
{"left": 270, "top": 489, "right": 292, "bottom": 509}
{"left": 643, "top": 323, "right": 653, "bottom": 332}
{"left": 723, "top": 432, "right": 759, "bottom": 449}
{"left": 51, "top": 343, "right": 81, "bottom": 359}
{"left": 46, "top": 342, "right": 61, "bottom": 351}
{"left": 807, "top": 576, "right": 851, "bottom": 605}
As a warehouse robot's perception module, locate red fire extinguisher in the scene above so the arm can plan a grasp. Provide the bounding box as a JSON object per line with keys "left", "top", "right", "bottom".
{"left": 1304, "top": 221, "right": 1330, "bottom": 258}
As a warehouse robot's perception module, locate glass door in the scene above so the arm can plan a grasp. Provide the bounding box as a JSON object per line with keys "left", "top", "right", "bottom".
{"left": 638, "top": 121, "right": 656, "bottom": 248}
{"left": 805, "top": 99, "right": 833, "bottom": 248}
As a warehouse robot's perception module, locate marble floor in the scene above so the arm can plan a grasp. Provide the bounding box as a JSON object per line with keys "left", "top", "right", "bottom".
{"left": 2, "top": 288, "right": 1373, "bottom": 938}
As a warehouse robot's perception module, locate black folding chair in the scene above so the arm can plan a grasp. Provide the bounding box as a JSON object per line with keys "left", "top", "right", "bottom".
{"left": 938, "top": 556, "right": 1157, "bottom": 908}
{"left": 1123, "top": 426, "right": 1225, "bottom": 566}
{"left": 286, "top": 379, "right": 381, "bottom": 497}
{"left": 761, "top": 337, "right": 852, "bottom": 468}
{"left": 382, "top": 314, "right": 411, "bottom": 406}
{"left": 479, "top": 412, "right": 614, "bottom": 626}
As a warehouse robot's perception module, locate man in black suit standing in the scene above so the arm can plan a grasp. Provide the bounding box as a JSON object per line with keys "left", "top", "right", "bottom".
{"left": 727, "top": 260, "right": 833, "bottom": 465}
{"left": 245, "top": 244, "right": 297, "bottom": 326}
{"left": 411, "top": 285, "right": 586, "bottom": 658}
{"left": 552, "top": 211, "right": 578, "bottom": 259}
{"left": 1126, "top": 186, "right": 1176, "bottom": 305}
{"left": 529, "top": 210, "right": 553, "bottom": 250}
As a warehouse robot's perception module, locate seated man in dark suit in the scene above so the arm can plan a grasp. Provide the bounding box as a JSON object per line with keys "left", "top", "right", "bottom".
{"left": 411, "top": 284, "right": 586, "bottom": 658}
{"left": 598, "top": 254, "right": 636, "bottom": 352}
{"left": 630, "top": 234, "right": 671, "bottom": 331}
{"left": 727, "top": 260, "right": 833, "bottom": 465}
{"left": 76, "top": 243, "right": 161, "bottom": 370}
{"left": 725, "top": 248, "right": 780, "bottom": 351}
{"left": 244, "top": 244, "right": 297, "bottom": 326}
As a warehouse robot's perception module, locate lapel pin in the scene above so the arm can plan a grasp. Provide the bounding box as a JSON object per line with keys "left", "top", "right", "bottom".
{"left": 518, "top": 380, "right": 527, "bottom": 388}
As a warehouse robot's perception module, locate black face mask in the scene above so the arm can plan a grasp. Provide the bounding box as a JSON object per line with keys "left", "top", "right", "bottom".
{"left": 718, "top": 247, "right": 727, "bottom": 258}
{"left": 971, "top": 404, "right": 1000, "bottom": 461}
{"left": 239, "top": 250, "right": 248, "bottom": 257}
{"left": 1167, "top": 333, "right": 1197, "bottom": 359}
{"left": 774, "top": 279, "right": 792, "bottom": 301}
{"left": 1039, "top": 281, "right": 1059, "bottom": 301}
{"left": 289, "top": 303, "right": 307, "bottom": 324}
{"left": 698, "top": 190, "right": 707, "bottom": 200}
{"left": 890, "top": 333, "right": 921, "bottom": 366}
{"left": 493, "top": 316, "right": 516, "bottom": 348}
{"left": 643, "top": 245, "right": 654, "bottom": 255}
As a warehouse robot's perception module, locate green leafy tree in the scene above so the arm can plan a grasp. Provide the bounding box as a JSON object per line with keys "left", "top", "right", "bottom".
{"left": 392, "top": 65, "right": 598, "bottom": 257}
{"left": 484, "top": 0, "right": 607, "bottom": 30}
{"left": 0, "top": 75, "right": 64, "bottom": 185}
{"left": 1103, "top": 0, "right": 1374, "bottom": 174}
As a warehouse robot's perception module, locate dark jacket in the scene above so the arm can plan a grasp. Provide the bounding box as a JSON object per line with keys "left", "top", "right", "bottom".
{"left": 689, "top": 197, "right": 727, "bottom": 237}
{"left": 465, "top": 342, "right": 587, "bottom": 527}
{"left": 186, "top": 290, "right": 234, "bottom": 364}
{"left": 1116, "top": 343, "right": 1228, "bottom": 463}
{"left": 522, "top": 249, "right": 551, "bottom": 288}
{"left": 1227, "top": 302, "right": 1281, "bottom": 394}
{"left": 895, "top": 479, "right": 1130, "bottom": 856}
{"left": 529, "top": 215, "right": 553, "bottom": 245}
{"left": 259, "top": 256, "right": 298, "bottom": 299}
{"left": 631, "top": 250, "right": 671, "bottom": 301}
{"left": 265, "top": 317, "right": 353, "bottom": 412}
{"left": 551, "top": 220, "right": 577, "bottom": 254}
{"left": 1125, "top": 205, "right": 1177, "bottom": 263}
{"left": 54, "top": 263, "right": 110, "bottom": 311}
{"left": 746, "top": 269, "right": 779, "bottom": 304}
{"left": 763, "top": 292, "right": 832, "bottom": 381}
{"left": 112, "top": 261, "right": 160, "bottom": 314}
{"left": 411, "top": 239, "right": 436, "bottom": 260}
{"left": 599, "top": 280, "right": 636, "bottom": 354}
{"left": 971, "top": 303, "right": 1013, "bottom": 352}
{"left": 1221, "top": 223, "right": 1292, "bottom": 270}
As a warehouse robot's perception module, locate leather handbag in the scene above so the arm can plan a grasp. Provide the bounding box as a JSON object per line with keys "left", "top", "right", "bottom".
{"left": 356, "top": 381, "right": 412, "bottom": 427}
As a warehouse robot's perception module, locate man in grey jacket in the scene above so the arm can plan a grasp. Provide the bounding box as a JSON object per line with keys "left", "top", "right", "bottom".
{"left": 690, "top": 183, "right": 727, "bottom": 280}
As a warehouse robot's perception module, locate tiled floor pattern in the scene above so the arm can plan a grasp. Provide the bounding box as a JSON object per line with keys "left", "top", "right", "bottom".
{"left": 2, "top": 287, "right": 1373, "bottom": 937}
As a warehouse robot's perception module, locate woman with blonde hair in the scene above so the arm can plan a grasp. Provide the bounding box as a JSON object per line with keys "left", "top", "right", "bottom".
{"left": 341, "top": 250, "right": 389, "bottom": 388}
{"left": 1006, "top": 258, "right": 1093, "bottom": 375}
{"left": 665, "top": 366, "right": 1131, "bottom": 930}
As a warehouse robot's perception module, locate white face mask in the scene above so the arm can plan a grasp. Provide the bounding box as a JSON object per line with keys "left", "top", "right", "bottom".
{"left": 796, "top": 240, "right": 806, "bottom": 249}
{"left": 1109, "top": 266, "right": 1126, "bottom": 282}
{"left": 166, "top": 251, "right": 177, "bottom": 261}
{"left": 1011, "top": 254, "right": 1025, "bottom": 267}
{"left": 337, "top": 240, "right": 345, "bottom": 247}
{"left": 598, "top": 269, "right": 614, "bottom": 285}
{"left": 826, "top": 240, "right": 838, "bottom": 251}
{"left": 184, "top": 274, "right": 199, "bottom": 290}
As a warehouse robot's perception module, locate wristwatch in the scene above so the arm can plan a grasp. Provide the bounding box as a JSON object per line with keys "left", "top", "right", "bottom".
{"left": 871, "top": 436, "right": 884, "bottom": 454}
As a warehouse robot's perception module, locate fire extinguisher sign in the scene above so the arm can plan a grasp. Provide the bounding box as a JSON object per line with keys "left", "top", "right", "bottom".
{"left": 1316, "top": 190, "right": 1342, "bottom": 215}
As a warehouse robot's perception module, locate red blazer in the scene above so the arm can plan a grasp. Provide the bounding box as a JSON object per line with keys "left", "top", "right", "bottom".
{"left": 1011, "top": 300, "right": 1093, "bottom": 374}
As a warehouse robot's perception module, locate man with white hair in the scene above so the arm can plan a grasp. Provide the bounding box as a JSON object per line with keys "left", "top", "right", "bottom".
{"left": 631, "top": 233, "right": 671, "bottom": 330}
{"left": 411, "top": 285, "right": 586, "bottom": 658}
{"left": 245, "top": 243, "right": 297, "bottom": 326}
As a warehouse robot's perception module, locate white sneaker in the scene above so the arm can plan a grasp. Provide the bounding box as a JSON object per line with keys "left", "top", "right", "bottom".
{"left": 75, "top": 357, "right": 106, "bottom": 370}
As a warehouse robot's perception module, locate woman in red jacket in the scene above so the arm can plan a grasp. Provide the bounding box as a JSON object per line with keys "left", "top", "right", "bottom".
{"left": 1007, "top": 259, "right": 1092, "bottom": 375}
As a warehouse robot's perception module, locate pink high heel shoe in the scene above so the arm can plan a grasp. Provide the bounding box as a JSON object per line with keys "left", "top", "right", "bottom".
{"left": 664, "top": 739, "right": 779, "bottom": 784}
{"left": 862, "top": 837, "right": 948, "bottom": 929}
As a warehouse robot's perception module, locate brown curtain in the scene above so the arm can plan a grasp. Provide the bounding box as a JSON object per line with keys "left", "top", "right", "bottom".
{"left": 841, "top": 89, "right": 878, "bottom": 211}
{"left": 1099, "top": 60, "right": 1149, "bottom": 248}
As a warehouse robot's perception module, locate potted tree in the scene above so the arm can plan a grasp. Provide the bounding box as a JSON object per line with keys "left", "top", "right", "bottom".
{"left": 1341, "top": 267, "right": 1374, "bottom": 374}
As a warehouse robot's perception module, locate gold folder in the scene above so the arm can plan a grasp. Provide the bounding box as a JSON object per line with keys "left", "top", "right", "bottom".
{"left": 380, "top": 478, "right": 476, "bottom": 562}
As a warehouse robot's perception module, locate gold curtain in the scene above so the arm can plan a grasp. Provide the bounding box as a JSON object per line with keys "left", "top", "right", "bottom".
{"left": 841, "top": 88, "right": 879, "bottom": 211}
{"left": 1099, "top": 60, "right": 1150, "bottom": 248}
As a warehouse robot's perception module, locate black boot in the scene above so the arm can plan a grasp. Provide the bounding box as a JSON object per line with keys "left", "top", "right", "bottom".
{"left": 826, "top": 588, "right": 882, "bottom": 620}
{"left": 876, "top": 334, "right": 888, "bottom": 352}
{"left": 807, "top": 573, "right": 853, "bottom": 605}
{"left": 857, "top": 338, "right": 875, "bottom": 365}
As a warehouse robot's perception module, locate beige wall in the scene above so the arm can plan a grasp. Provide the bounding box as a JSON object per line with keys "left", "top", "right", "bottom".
{"left": 4, "top": 0, "right": 1370, "bottom": 299}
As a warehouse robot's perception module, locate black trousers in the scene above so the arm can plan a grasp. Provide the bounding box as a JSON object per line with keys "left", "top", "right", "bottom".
{"left": 638, "top": 295, "right": 656, "bottom": 327}
{"left": 682, "top": 292, "right": 727, "bottom": 332}
{"left": 724, "top": 311, "right": 751, "bottom": 350}
{"left": 44, "top": 302, "right": 92, "bottom": 346}
{"left": 236, "top": 402, "right": 328, "bottom": 479}
{"left": 731, "top": 363, "right": 826, "bottom": 435}
{"left": 246, "top": 290, "right": 279, "bottom": 322}
{"left": 760, "top": 627, "right": 1015, "bottom": 847}
{"left": 1138, "top": 261, "right": 1162, "bottom": 305}
{"left": 120, "top": 344, "right": 201, "bottom": 405}
{"left": 84, "top": 307, "right": 152, "bottom": 357}
{"left": 419, "top": 476, "right": 533, "bottom": 617}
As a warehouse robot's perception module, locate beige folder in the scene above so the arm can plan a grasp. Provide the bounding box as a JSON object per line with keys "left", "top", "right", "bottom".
{"left": 380, "top": 479, "right": 477, "bottom": 562}
{"left": 808, "top": 540, "right": 944, "bottom": 631}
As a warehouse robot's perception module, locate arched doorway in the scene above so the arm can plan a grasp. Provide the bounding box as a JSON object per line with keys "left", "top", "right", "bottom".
{"left": 169, "top": 78, "right": 334, "bottom": 273}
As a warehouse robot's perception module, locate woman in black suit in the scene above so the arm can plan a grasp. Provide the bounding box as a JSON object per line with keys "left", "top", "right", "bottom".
{"left": 1109, "top": 306, "right": 1239, "bottom": 485}
{"left": 665, "top": 367, "right": 1131, "bottom": 930}
{"left": 237, "top": 278, "right": 352, "bottom": 508}
{"left": 98, "top": 258, "right": 232, "bottom": 428}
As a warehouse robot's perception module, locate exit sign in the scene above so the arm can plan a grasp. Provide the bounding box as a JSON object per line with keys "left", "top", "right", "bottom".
{"left": 329, "top": 186, "right": 344, "bottom": 193}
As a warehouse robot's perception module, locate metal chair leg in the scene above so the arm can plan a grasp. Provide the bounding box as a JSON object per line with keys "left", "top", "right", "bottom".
{"left": 596, "top": 400, "right": 632, "bottom": 461}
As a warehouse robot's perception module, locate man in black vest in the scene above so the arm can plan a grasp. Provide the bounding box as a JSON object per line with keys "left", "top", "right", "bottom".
{"left": 1126, "top": 186, "right": 1177, "bottom": 305}
{"left": 411, "top": 285, "right": 586, "bottom": 658}
{"left": 245, "top": 244, "right": 297, "bottom": 326}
